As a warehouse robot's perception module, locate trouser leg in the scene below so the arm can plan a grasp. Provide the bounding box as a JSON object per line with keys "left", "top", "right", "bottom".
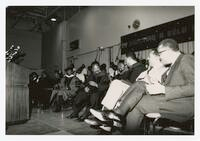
{"left": 90, "top": 91, "right": 105, "bottom": 110}
{"left": 122, "top": 107, "right": 144, "bottom": 134}
{"left": 123, "top": 95, "right": 162, "bottom": 133}
{"left": 114, "top": 81, "right": 146, "bottom": 115}
{"left": 72, "top": 92, "right": 89, "bottom": 115}
{"left": 90, "top": 92, "right": 99, "bottom": 110}
{"left": 50, "top": 90, "right": 58, "bottom": 104}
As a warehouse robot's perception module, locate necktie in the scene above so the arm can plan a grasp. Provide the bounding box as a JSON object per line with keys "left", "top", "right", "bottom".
{"left": 161, "top": 67, "right": 170, "bottom": 84}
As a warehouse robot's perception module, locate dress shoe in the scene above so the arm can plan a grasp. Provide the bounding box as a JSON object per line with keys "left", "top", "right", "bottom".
{"left": 96, "top": 129, "right": 112, "bottom": 135}
{"left": 90, "top": 109, "right": 108, "bottom": 121}
{"left": 90, "top": 108, "right": 121, "bottom": 122}
{"left": 99, "top": 125, "right": 112, "bottom": 132}
{"left": 90, "top": 108, "right": 123, "bottom": 128}
{"left": 108, "top": 112, "right": 121, "bottom": 121}
{"left": 99, "top": 120, "right": 123, "bottom": 132}
{"left": 113, "top": 120, "right": 123, "bottom": 128}
{"left": 84, "top": 118, "right": 100, "bottom": 126}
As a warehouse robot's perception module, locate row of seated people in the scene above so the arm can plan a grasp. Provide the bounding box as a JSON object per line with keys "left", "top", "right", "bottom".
{"left": 50, "top": 63, "right": 114, "bottom": 112}
{"left": 29, "top": 38, "right": 194, "bottom": 135}
{"left": 28, "top": 55, "right": 142, "bottom": 113}
{"left": 66, "top": 50, "right": 147, "bottom": 121}
{"left": 50, "top": 63, "right": 109, "bottom": 112}
{"left": 83, "top": 38, "right": 194, "bottom": 135}
{"left": 29, "top": 64, "right": 89, "bottom": 112}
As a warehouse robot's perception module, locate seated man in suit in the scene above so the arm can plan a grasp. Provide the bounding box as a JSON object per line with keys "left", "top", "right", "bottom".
{"left": 91, "top": 38, "right": 194, "bottom": 134}
{"left": 67, "top": 61, "right": 110, "bottom": 120}
{"left": 100, "top": 52, "right": 146, "bottom": 110}
{"left": 114, "top": 60, "right": 128, "bottom": 80}
{"left": 88, "top": 50, "right": 168, "bottom": 130}
{"left": 84, "top": 52, "right": 145, "bottom": 127}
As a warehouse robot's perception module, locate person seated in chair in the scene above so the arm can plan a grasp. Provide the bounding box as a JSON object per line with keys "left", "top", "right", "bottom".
{"left": 50, "top": 68, "right": 80, "bottom": 111}
{"left": 76, "top": 64, "right": 88, "bottom": 84}
{"left": 67, "top": 61, "right": 110, "bottom": 120}
{"left": 113, "top": 60, "right": 127, "bottom": 80}
{"left": 86, "top": 50, "right": 168, "bottom": 129}
{"left": 99, "top": 51, "right": 146, "bottom": 111}
{"left": 90, "top": 39, "right": 194, "bottom": 134}
{"left": 84, "top": 52, "right": 146, "bottom": 129}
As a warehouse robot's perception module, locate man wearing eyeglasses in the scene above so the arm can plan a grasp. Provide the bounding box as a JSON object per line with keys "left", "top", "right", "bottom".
{"left": 123, "top": 38, "right": 194, "bottom": 133}
{"left": 91, "top": 38, "right": 194, "bottom": 134}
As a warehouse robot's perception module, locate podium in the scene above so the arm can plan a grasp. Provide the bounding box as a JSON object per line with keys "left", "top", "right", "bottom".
{"left": 6, "top": 62, "right": 30, "bottom": 125}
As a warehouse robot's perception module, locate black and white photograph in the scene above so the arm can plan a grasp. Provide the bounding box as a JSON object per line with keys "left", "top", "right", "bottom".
{"left": 1, "top": 0, "right": 199, "bottom": 140}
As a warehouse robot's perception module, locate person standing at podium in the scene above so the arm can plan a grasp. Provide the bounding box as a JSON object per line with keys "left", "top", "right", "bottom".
{"left": 28, "top": 72, "right": 39, "bottom": 118}
{"left": 38, "top": 71, "right": 52, "bottom": 109}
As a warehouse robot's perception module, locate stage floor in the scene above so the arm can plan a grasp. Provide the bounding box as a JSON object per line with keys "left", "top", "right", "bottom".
{"left": 6, "top": 107, "right": 98, "bottom": 135}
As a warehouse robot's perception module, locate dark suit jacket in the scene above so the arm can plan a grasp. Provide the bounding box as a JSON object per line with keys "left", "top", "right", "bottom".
{"left": 89, "top": 71, "right": 110, "bottom": 93}
{"left": 159, "top": 54, "right": 194, "bottom": 122}
{"left": 122, "top": 62, "right": 146, "bottom": 84}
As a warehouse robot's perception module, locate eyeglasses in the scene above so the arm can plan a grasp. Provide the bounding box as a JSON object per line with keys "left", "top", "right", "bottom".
{"left": 157, "top": 49, "right": 170, "bottom": 55}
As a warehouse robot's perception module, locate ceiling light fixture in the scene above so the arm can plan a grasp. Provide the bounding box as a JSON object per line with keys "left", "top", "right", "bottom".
{"left": 50, "top": 18, "right": 57, "bottom": 22}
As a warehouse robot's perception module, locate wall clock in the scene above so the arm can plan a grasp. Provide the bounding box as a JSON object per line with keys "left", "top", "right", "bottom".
{"left": 132, "top": 19, "right": 140, "bottom": 29}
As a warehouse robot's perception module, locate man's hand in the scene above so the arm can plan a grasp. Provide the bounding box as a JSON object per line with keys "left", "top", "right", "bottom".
{"left": 84, "top": 87, "right": 90, "bottom": 93}
{"left": 146, "top": 83, "right": 165, "bottom": 95}
{"left": 88, "top": 81, "right": 98, "bottom": 87}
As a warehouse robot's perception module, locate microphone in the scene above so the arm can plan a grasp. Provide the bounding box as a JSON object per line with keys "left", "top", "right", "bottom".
{"left": 6, "top": 45, "right": 14, "bottom": 54}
